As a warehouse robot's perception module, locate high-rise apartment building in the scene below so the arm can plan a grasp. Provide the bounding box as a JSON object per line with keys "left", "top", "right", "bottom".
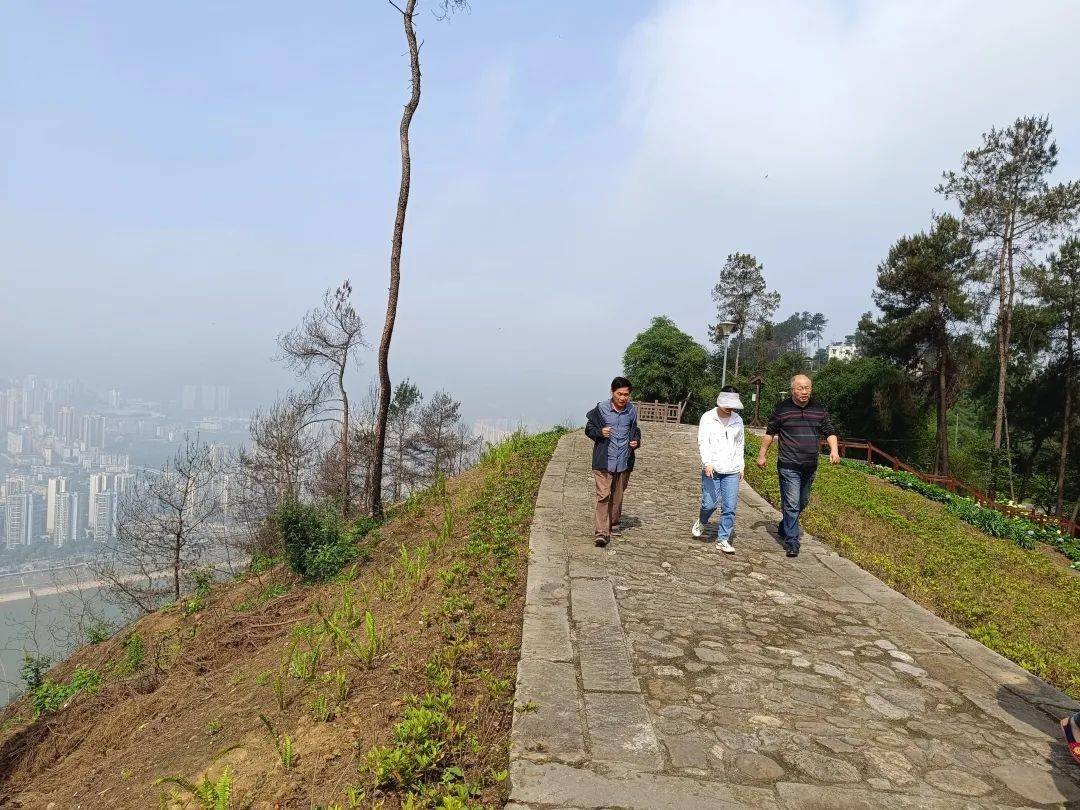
{"left": 55, "top": 492, "right": 80, "bottom": 546}
{"left": 93, "top": 491, "right": 116, "bottom": 543}
{"left": 57, "top": 405, "right": 77, "bottom": 442}
{"left": 4, "top": 388, "right": 23, "bottom": 427}
{"left": 46, "top": 476, "right": 68, "bottom": 534}
{"left": 6, "top": 431, "right": 24, "bottom": 455}
{"left": 4, "top": 492, "right": 34, "bottom": 548}
{"left": 182, "top": 385, "right": 199, "bottom": 411}
{"left": 113, "top": 472, "right": 136, "bottom": 495}
{"left": 80, "top": 414, "right": 105, "bottom": 450}
{"left": 88, "top": 472, "right": 110, "bottom": 530}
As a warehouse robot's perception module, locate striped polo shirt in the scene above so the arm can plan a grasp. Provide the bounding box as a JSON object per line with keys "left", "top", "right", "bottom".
{"left": 765, "top": 397, "right": 837, "bottom": 469}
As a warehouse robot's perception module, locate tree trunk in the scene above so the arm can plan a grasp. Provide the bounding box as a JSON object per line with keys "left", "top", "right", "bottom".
{"left": 989, "top": 222, "right": 1013, "bottom": 497}
{"left": 1057, "top": 329, "right": 1073, "bottom": 515}
{"left": 173, "top": 537, "right": 182, "bottom": 602}
{"left": 1018, "top": 432, "right": 1045, "bottom": 505}
{"left": 1004, "top": 410, "right": 1016, "bottom": 502}
{"left": 935, "top": 360, "right": 949, "bottom": 476}
{"left": 339, "top": 365, "right": 350, "bottom": 519}
{"left": 371, "top": 0, "right": 421, "bottom": 520}
{"left": 733, "top": 327, "right": 743, "bottom": 378}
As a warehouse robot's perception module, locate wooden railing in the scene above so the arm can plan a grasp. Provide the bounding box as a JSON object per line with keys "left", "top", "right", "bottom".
{"left": 634, "top": 400, "right": 686, "bottom": 424}
{"left": 831, "top": 438, "right": 1080, "bottom": 539}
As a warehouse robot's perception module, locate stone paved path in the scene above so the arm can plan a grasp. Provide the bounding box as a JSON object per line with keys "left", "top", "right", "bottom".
{"left": 508, "top": 425, "right": 1080, "bottom": 809}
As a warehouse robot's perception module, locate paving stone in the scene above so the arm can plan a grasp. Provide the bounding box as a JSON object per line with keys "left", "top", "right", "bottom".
{"left": 512, "top": 658, "right": 585, "bottom": 760}
{"left": 520, "top": 605, "right": 573, "bottom": 662}
{"left": 509, "top": 760, "right": 767, "bottom": 809}
{"left": 634, "top": 639, "right": 684, "bottom": 659}
{"left": 584, "top": 692, "right": 662, "bottom": 768}
{"left": 661, "top": 733, "right": 710, "bottom": 769}
{"left": 865, "top": 693, "right": 911, "bottom": 720}
{"left": 734, "top": 752, "right": 785, "bottom": 781}
{"left": 781, "top": 750, "right": 860, "bottom": 783}
{"left": 570, "top": 578, "right": 621, "bottom": 626}
{"left": 693, "top": 646, "right": 728, "bottom": 664}
{"left": 798, "top": 784, "right": 1001, "bottom": 809}
{"left": 924, "top": 768, "right": 992, "bottom": 796}
{"left": 576, "top": 621, "right": 639, "bottom": 693}
{"left": 991, "top": 762, "right": 1080, "bottom": 805}
{"left": 862, "top": 748, "right": 916, "bottom": 786}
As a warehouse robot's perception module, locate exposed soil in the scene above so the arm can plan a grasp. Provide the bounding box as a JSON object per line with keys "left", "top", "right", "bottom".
{"left": 0, "top": 436, "right": 553, "bottom": 809}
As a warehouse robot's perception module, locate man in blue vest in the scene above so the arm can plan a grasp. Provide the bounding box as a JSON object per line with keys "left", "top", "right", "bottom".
{"left": 585, "top": 377, "right": 642, "bottom": 547}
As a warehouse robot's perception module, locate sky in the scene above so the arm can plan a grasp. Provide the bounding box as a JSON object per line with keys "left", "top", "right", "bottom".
{"left": 3, "top": 0, "right": 1080, "bottom": 428}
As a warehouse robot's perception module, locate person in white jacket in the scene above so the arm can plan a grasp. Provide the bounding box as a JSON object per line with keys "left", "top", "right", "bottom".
{"left": 692, "top": 387, "right": 745, "bottom": 553}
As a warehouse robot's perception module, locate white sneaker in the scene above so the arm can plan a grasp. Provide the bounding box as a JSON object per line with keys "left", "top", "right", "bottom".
{"left": 716, "top": 537, "right": 735, "bottom": 554}
{"left": 691, "top": 519, "right": 704, "bottom": 538}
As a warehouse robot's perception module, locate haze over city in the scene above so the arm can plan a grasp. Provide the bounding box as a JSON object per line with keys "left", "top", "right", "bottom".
{"left": 5, "top": 1, "right": 1079, "bottom": 427}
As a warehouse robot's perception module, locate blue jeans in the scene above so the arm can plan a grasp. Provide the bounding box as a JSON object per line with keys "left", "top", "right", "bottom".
{"left": 778, "top": 465, "right": 816, "bottom": 549}
{"left": 700, "top": 471, "right": 740, "bottom": 540}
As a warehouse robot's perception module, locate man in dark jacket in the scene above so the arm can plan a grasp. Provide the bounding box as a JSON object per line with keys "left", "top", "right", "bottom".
{"left": 585, "top": 377, "right": 642, "bottom": 547}
{"left": 755, "top": 374, "right": 839, "bottom": 557}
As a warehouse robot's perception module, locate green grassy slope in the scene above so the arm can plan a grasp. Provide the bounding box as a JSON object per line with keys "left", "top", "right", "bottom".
{"left": 746, "top": 434, "right": 1080, "bottom": 698}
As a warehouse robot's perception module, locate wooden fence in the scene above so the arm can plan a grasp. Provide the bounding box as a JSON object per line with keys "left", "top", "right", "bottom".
{"left": 634, "top": 400, "right": 686, "bottom": 424}
{"left": 832, "top": 439, "right": 1080, "bottom": 539}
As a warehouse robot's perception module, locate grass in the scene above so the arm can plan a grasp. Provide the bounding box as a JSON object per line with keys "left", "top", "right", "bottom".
{"left": 745, "top": 433, "right": 1080, "bottom": 697}
{"left": 358, "top": 428, "right": 566, "bottom": 808}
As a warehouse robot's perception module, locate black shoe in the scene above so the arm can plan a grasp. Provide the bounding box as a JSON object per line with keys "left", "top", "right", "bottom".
{"left": 786, "top": 546, "right": 799, "bottom": 558}
{"left": 611, "top": 522, "right": 622, "bottom": 534}
{"left": 595, "top": 535, "right": 609, "bottom": 547}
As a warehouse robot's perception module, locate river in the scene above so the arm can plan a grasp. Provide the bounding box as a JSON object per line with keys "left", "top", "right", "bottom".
{"left": 0, "top": 582, "right": 126, "bottom": 706}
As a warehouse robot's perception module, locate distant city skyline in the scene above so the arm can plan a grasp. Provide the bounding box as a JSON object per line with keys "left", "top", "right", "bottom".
{"left": 0, "top": 373, "right": 245, "bottom": 563}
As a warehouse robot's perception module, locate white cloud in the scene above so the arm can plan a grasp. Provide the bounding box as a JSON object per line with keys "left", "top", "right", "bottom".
{"left": 595, "top": 0, "right": 1080, "bottom": 345}
{"left": 618, "top": 0, "right": 1080, "bottom": 199}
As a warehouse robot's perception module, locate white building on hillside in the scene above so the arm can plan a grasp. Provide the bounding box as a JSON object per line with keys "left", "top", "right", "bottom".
{"left": 827, "top": 342, "right": 858, "bottom": 361}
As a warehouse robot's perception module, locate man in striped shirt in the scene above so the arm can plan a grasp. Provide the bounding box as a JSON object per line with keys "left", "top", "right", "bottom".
{"left": 755, "top": 374, "right": 840, "bottom": 557}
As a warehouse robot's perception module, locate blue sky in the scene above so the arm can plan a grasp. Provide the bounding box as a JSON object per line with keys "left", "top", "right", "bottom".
{"left": 3, "top": 0, "right": 1080, "bottom": 427}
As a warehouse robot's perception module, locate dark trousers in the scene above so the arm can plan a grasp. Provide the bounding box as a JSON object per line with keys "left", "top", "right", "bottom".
{"left": 778, "top": 465, "right": 816, "bottom": 549}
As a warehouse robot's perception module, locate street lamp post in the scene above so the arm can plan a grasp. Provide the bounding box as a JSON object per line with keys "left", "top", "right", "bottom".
{"left": 715, "top": 319, "right": 737, "bottom": 388}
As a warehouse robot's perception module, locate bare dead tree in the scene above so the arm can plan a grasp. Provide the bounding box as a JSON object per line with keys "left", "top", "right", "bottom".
{"left": 278, "top": 282, "right": 365, "bottom": 518}
{"left": 453, "top": 422, "right": 482, "bottom": 475}
{"left": 233, "top": 391, "right": 325, "bottom": 555}
{"left": 92, "top": 437, "right": 224, "bottom": 614}
{"left": 371, "top": 0, "right": 469, "bottom": 519}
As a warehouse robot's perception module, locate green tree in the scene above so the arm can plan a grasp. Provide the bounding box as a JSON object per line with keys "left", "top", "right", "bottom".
{"left": 812, "top": 357, "right": 917, "bottom": 453}
{"left": 938, "top": 116, "right": 1080, "bottom": 489}
{"left": 386, "top": 379, "right": 423, "bottom": 503}
{"left": 709, "top": 252, "right": 780, "bottom": 377}
{"left": 1026, "top": 236, "right": 1080, "bottom": 514}
{"left": 623, "top": 317, "right": 709, "bottom": 414}
{"left": 863, "top": 214, "right": 979, "bottom": 475}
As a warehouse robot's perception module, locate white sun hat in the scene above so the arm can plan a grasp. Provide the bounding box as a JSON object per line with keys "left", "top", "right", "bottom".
{"left": 717, "top": 391, "right": 744, "bottom": 410}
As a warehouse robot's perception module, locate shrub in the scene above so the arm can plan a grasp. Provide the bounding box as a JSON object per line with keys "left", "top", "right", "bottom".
{"left": 20, "top": 653, "right": 51, "bottom": 691}
{"left": 275, "top": 499, "right": 357, "bottom": 581}
{"left": 31, "top": 667, "right": 102, "bottom": 717}
{"left": 86, "top": 622, "right": 112, "bottom": 645}
{"left": 365, "top": 692, "right": 460, "bottom": 790}
{"left": 115, "top": 633, "right": 145, "bottom": 676}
